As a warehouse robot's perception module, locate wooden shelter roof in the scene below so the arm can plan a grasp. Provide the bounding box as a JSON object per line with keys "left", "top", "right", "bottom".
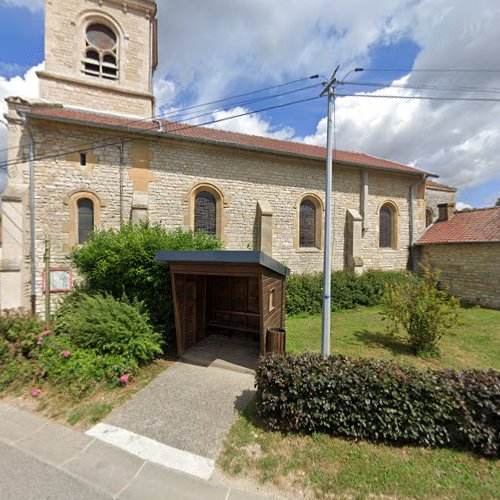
{"left": 156, "top": 251, "right": 291, "bottom": 277}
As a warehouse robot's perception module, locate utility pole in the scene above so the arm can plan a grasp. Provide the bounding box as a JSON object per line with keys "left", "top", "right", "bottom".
{"left": 319, "top": 66, "right": 364, "bottom": 358}
{"left": 319, "top": 66, "right": 339, "bottom": 358}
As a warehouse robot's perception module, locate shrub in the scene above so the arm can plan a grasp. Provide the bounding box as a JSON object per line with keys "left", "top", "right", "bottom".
{"left": 36, "top": 334, "right": 136, "bottom": 397}
{"left": 438, "top": 369, "right": 500, "bottom": 458}
{"left": 256, "top": 353, "right": 499, "bottom": 458}
{"left": 70, "top": 223, "right": 221, "bottom": 340}
{"left": 0, "top": 309, "right": 47, "bottom": 359}
{"left": 54, "top": 293, "right": 162, "bottom": 365}
{"left": 380, "top": 265, "right": 461, "bottom": 355}
{"left": 286, "top": 270, "right": 417, "bottom": 316}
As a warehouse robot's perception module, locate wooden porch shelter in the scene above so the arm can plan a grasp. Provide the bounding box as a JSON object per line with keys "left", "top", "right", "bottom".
{"left": 156, "top": 251, "right": 290, "bottom": 356}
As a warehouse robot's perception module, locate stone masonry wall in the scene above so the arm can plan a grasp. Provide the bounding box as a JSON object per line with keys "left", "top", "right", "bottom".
{"left": 40, "top": 0, "right": 155, "bottom": 116}
{"left": 21, "top": 121, "right": 424, "bottom": 314}
{"left": 419, "top": 243, "right": 500, "bottom": 309}
{"left": 425, "top": 186, "right": 456, "bottom": 223}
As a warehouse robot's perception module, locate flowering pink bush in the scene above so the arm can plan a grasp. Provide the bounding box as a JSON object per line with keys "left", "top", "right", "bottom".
{"left": 42, "top": 330, "right": 51, "bottom": 337}
{"left": 31, "top": 389, "right": 41, "bottom": 397}
{"left": 119, "top": 373, "right": 131, "bottom": 385}
{"left": 62, "top": 350, "right": 71, "bottom": 358}
{"left": 37, "top": 337, "right": 44, "bottom": 346}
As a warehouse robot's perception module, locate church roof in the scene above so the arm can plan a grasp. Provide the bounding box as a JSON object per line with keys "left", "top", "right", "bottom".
{"left": 416, "top": 206, "right": 500, "bottom": 245}
{"left": 425, "top": 179, "right": 456, "bottom": 191}
{"left": 23, "top": 105, "right": 437, "bottom": 178}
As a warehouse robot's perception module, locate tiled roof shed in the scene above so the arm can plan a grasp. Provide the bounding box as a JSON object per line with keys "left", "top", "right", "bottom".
{"left": 416, "top": 207, "right": 500, "bottom": 245}
{"left": 21, "top": 105, "right": 438, "bottom": 178}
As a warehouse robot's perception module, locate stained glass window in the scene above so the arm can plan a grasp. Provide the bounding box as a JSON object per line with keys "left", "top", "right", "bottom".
{"left": 194, "top": 191, "right": 217, "bottom": 236}
{"left": 379, "top": 204, "right": 393, "bottom": 248}
{"left": 78, "top": 198, "right": 94, "bottom": 245}
{"left": 299, "top": 200, "right": 316, "bottom": 247}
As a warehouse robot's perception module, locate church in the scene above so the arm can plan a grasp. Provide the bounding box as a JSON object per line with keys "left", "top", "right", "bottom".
{"left": 0, "top": 0, "right": 455, "bottom": 315}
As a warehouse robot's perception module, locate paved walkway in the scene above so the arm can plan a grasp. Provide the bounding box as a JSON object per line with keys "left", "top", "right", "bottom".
{"left": 0, "top": 401, "right": 272, "bottom": 499}
{"left": 105, "top": 356, "right": 256, "bottom": 462}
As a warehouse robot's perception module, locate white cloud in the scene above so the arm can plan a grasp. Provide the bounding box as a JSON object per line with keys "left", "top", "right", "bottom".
{"left": 0, "top": 64, "right": 42, "bottom": 192}
{"left": 301, "top": 0, "right": 500, "bottom": 193}
{"left": 0, "top": 0, "right": 44, "bottom": 11}
{"left": 456, "top": 201, "right": 473, "bottom": 210}
{"left": 153, "top": 77, "right": 177, "bottom": 110}
{"left": 208, "top": 106, "right": 295, "bottom": 140}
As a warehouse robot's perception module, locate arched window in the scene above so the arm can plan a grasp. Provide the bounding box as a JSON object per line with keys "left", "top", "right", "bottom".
{"left": 77, "top": 198, "right": 94, "bottom": 244}
{"left": 299, "top": 200, "right": 316, "bottom": 247}
{"left": 426, "top": 208, "right": 434, "bottom": 227}
{"left": 83, "top": 23, "right": 118, "bottom": 80}
{"left": 194, "top": 191, "right": 217, "bottom": 236}
{"left": 379, "top": 203, "right": 396, "bottom": 248}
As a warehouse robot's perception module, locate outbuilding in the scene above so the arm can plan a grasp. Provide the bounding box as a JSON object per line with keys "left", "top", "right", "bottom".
{"left": 156, "top": 251, "right": 290, "bottom": 356}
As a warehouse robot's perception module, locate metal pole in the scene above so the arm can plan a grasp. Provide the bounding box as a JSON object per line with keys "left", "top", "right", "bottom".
{"left": 321, "top": 84, "right": 335, "bottom": 358}
{"left": 44, "top": 235, "right": 50, "bottom": 322}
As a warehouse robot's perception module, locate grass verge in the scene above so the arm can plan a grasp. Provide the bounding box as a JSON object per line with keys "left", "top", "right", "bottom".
{"left": 219, "top": 400, "right": 500, "bottom": 499}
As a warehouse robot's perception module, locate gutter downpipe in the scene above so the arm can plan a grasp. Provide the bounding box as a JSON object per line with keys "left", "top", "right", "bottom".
{"left": 22, "top": 113, "right": 37, "bottom": 314}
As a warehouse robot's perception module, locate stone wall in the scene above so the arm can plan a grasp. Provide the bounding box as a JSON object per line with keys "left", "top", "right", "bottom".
{"left": 418, "top": 243, "right": 500, "bottom": 309}
{"left": 1, "top": 118, "right": 427, "bottom": 315}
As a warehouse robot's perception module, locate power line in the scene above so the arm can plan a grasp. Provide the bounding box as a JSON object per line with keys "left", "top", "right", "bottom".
{"left": 0, "top": 80, "right": 322, "bottom": 156}
{"left": 335, "top": 92, "right": 500, "bottom": 102}
{"left": 343, "top": 80, "right": 500, "bottom": 94}
{"left": 0, "top": 94, "right": 322, "bottom": 170}
{"left": 0, "top": 74, "right": 320, "bottom": 158}
{"left": 363, "top": 68, "right": 500, "bottom": 73}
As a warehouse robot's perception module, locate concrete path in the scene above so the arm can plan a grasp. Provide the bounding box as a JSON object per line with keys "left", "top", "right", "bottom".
{"left": 0, "top": 401, "right": 271, "bottom": 499}
{"left": 105, "top": 359, "right": 256, "bottom": 463}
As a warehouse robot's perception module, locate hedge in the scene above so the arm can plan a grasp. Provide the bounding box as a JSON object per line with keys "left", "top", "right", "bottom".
{"left": 286, "top": 270, "right": 417, "bottom": 316}
{"left": 256, "top": 353, "right": 499, "bottom": 457}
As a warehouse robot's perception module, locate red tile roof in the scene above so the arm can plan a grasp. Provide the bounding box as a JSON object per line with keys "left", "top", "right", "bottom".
{"left": 417, "top": 206, "right": 500, "bottom": 245}
{"left": 24, "top": 105, "right": 437, "bottom": 178}
{"left": 425, "top": 179, "right": 456, "bottom": 191}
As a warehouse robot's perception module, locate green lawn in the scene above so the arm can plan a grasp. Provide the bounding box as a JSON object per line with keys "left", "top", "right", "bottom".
{"left": 287, "top": 306, "right": 500, "bottom": 370}
{"left": 218, "top": 307, "right": 500, "bottom": 498}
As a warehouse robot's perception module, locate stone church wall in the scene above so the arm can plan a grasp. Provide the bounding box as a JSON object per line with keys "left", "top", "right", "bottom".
{"left": 26, "top": 121, "right": 424, "bottom": 314}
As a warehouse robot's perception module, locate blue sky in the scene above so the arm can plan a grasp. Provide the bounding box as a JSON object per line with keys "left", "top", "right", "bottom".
{"left": 1, "top": 0, "right": 499, "bottom": 208}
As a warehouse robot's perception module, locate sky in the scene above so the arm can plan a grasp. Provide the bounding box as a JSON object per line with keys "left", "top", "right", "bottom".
{"left": 1, "top": 0, "right": 500, "bottom": 208}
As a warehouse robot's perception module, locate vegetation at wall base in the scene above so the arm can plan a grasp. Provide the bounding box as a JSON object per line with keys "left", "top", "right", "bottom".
{"left": 256, "top": 353, "right": 499, "bottom": 458}
{"left": 286, "top": 270, "right": 417, "bottom": 317}
{"left": 70, "top": 223, "right": 222, "bottom": 342}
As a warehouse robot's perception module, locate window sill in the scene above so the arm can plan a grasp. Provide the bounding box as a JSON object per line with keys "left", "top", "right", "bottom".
{"left": 296, "top": 247, "right": 322, "bottom": 253}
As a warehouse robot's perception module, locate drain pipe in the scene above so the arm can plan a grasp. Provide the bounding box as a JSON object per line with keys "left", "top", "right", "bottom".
{"left": 22, "top": 113, "right": 37, "bottom": 314}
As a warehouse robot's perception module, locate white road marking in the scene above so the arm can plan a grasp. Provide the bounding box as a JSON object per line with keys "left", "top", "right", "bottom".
{"left": 86, "top": 423, "right": 215, "bottom": 480}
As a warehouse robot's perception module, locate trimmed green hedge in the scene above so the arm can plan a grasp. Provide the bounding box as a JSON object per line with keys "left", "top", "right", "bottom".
{"left": 256, "top": 353, "right": 499, "bottom": 457}
{"left": 286, "top": 270, "right": 417, "bottom": 316}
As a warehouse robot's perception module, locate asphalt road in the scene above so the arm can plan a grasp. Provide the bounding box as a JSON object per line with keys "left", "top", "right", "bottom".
{"left": 0, "top": 441, "right": 111, "bottom": 500}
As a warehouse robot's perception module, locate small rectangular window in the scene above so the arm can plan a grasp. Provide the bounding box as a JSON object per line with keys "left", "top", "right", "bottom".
{"left": 268, "top": 289, "right": 276, "bottom": 312}
{"left": 80, "top": 153, "right": 87, "bottom": 166}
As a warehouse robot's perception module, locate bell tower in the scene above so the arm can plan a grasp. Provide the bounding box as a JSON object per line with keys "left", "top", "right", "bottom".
{"left": 38, "top": 0, "right": 158, "bottom": 118}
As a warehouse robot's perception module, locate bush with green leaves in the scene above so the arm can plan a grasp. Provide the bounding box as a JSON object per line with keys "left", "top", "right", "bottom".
{"left": 380, "top": 265, "right": 461, "bottom": 356}
{"left": 70, "top": 223, "right": 221, "bottom": 340}
{"left": 54, "top": 293, "right": 162, "bottom": 365}
{"left": 36, "top": 334, "right": 136, "bottom": 397}
{"left": 256, "top": 353, "right": 499, "bottom": 457}
{"left": 0, "top": 309, "right": 47, "bottom": 359}
{"left": 286, "top": 270, "right": 417, "bottom": 316}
